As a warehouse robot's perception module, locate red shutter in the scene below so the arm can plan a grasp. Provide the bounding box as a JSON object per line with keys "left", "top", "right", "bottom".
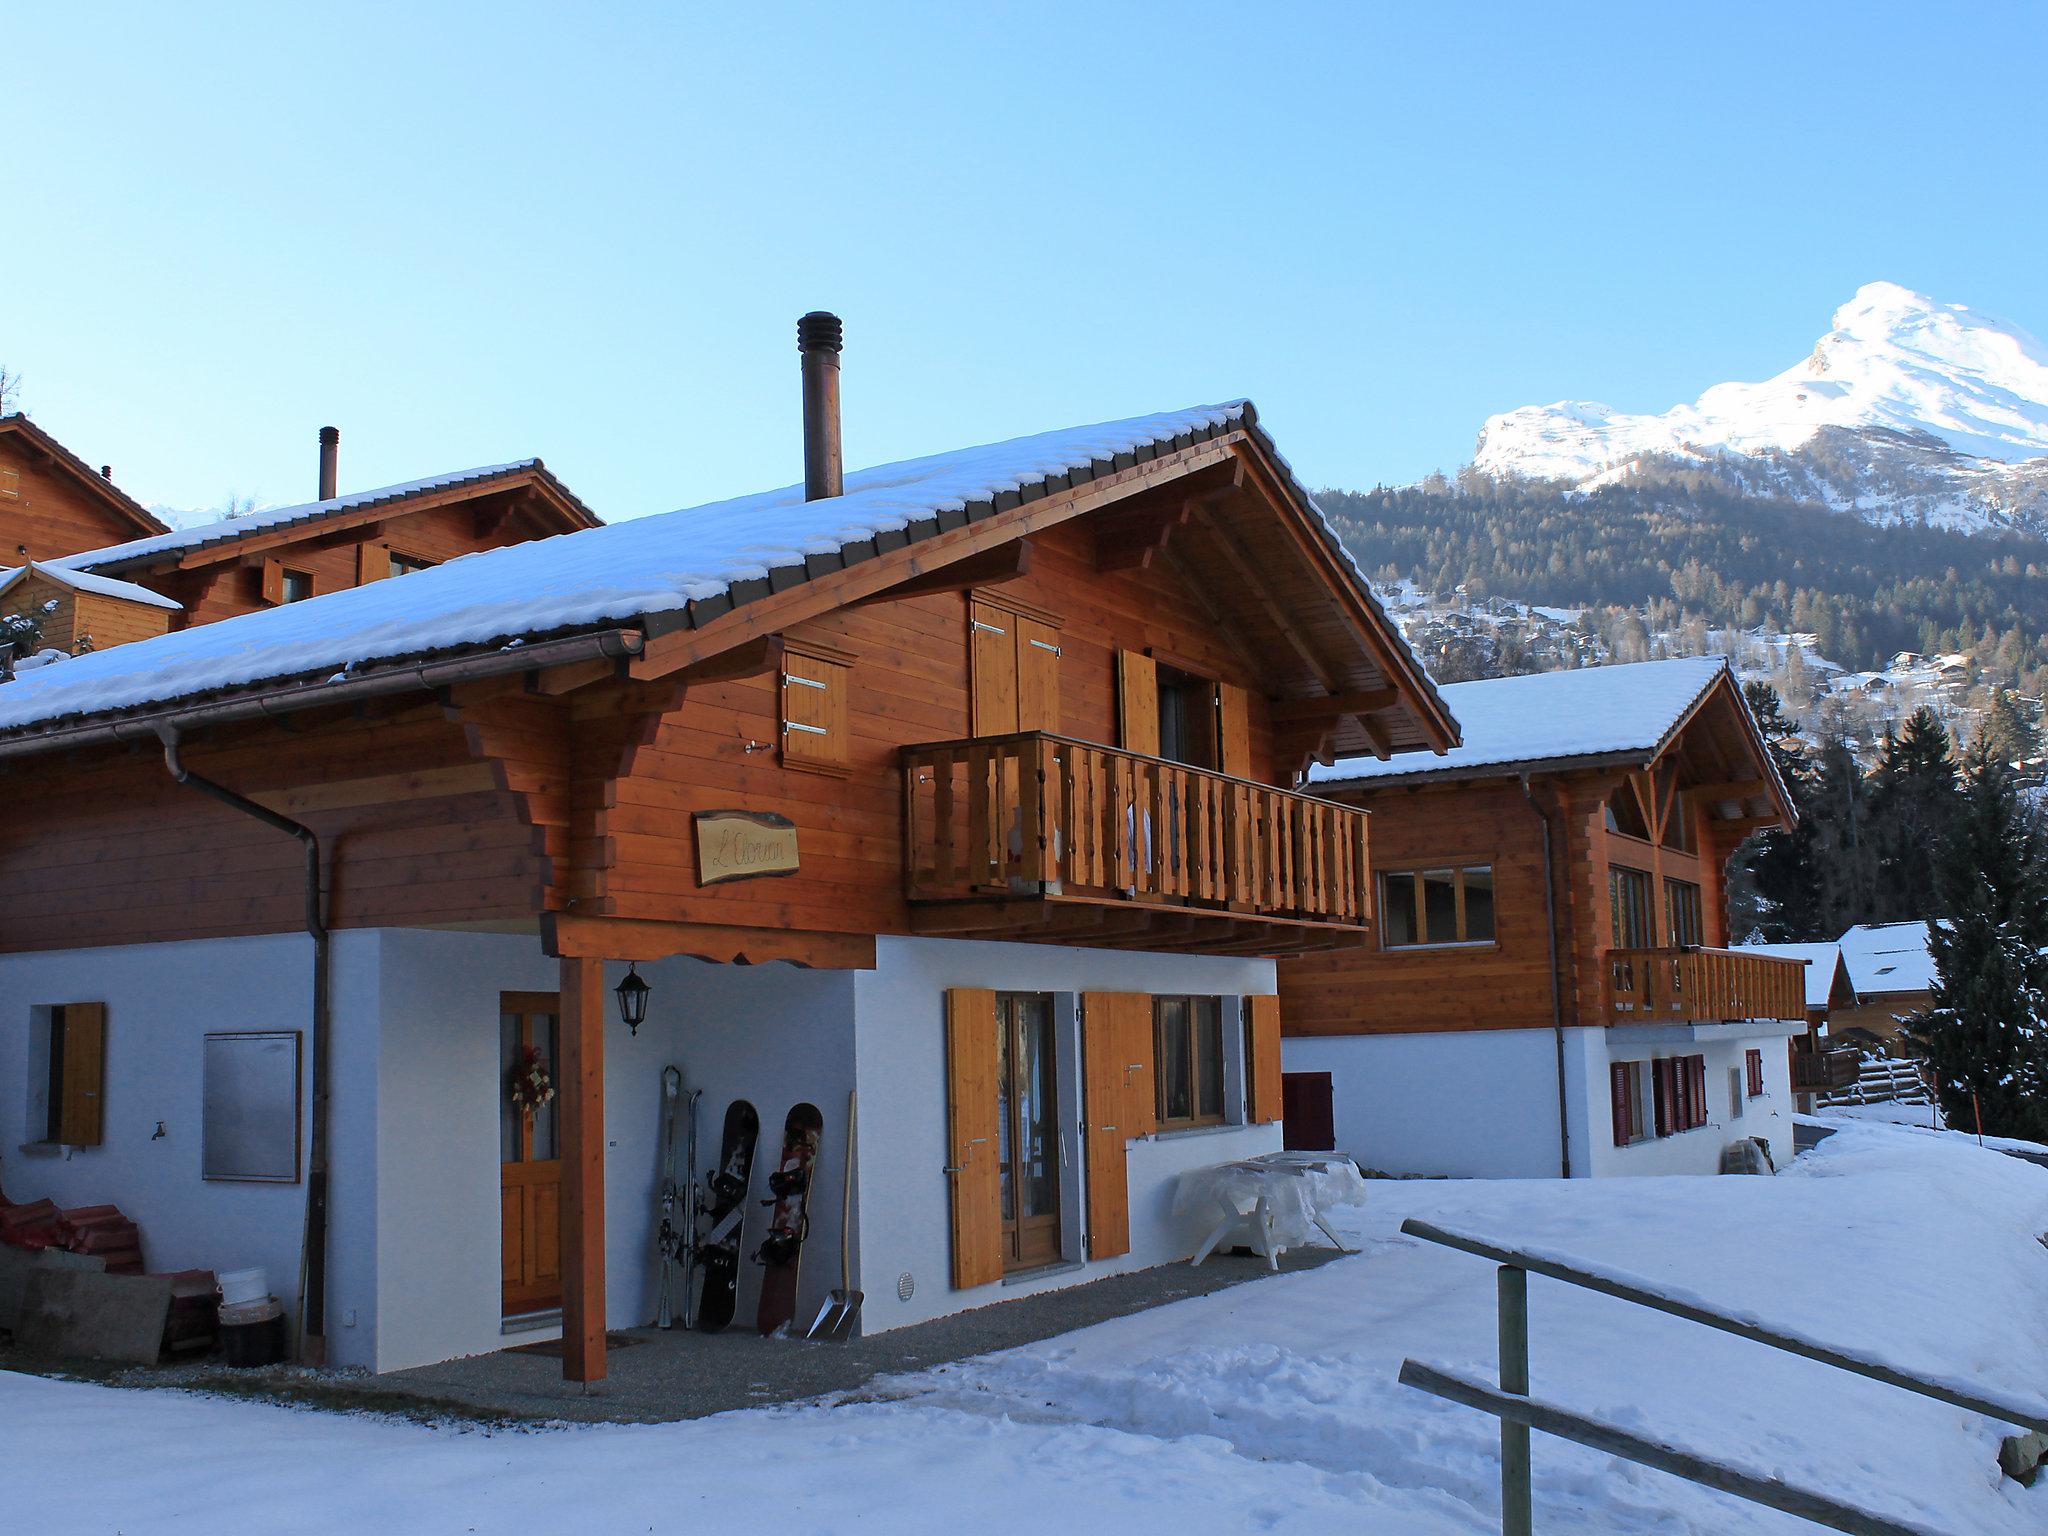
{"left": 1691, "top": 1056, "right": 1708, "bottom": 1128}
{"left": 1745, "top": 1048, "right": 1763, "bottom": 1098}
{"left": 1610, "top": 1063, "right": 1632, "bottom": 1146}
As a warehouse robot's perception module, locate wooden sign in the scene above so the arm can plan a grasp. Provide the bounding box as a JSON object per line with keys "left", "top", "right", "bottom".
{"left": 694, "top": 809, "right": 800, "bottom": 886}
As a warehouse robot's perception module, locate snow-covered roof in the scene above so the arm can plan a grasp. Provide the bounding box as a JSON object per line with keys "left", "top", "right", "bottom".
{"left": 0, "top": 561, "right": 182, "bottom": 612}
{"left": 57, "top": 460, "right": 550, "bottom": 574}
{"left": 1308, "top": 655, "right": 1734, "bottom": 787}
{"left": 0, "top": 401, "right": 1434, "bottom": 745}
{"left": 1837, "top": 922, "right": 1938, "bottom": 997}
{"left": 1740, "top": 941, "right": 1851, "bottom": 1010}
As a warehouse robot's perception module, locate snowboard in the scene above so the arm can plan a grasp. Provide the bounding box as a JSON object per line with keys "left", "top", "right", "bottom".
{"left": 754, "top": 1101, "right": 825, "bottom": 1337}
{"left": 695, "top": 1098, "right": 760, "bottom": 1334}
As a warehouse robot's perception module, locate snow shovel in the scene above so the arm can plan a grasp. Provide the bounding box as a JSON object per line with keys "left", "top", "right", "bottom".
{"left": 806, "top": 1089, "right": 863, "bottom": 1340}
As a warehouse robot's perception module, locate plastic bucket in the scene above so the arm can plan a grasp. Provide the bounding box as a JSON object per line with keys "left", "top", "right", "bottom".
{"left": 217, "top": 1267, "right": 268, "bottom": 1306}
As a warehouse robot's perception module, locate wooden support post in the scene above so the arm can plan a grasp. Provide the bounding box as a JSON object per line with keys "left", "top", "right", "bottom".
{"left": 1499, "top": 1264, "right": 1532, "bottom": 1536}
{"left": 559, "top": 955, "right": 608, "bottom": 1385}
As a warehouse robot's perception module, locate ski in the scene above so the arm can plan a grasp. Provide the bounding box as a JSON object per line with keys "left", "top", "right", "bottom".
{"left": 656, "top": 1066, "right": 682, "bottom": 1328}
{"left": 680, "top": 1083, "right": 701, "bottom": 1328}
{"left": 695, "top": 1098, "right": 760, "bottom": 1333}
{"left": 754, "top": 1101, "right": 825, "bottom": 1337}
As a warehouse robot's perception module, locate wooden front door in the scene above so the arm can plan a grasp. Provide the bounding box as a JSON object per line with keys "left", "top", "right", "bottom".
{"left": 997, "top": 992, "right": 1061, "bottom": 1271}
{"left": 501, "top": 992, "right": 563, "bottom": 1316}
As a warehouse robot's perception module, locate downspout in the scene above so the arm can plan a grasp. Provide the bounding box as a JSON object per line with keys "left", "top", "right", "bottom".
{"left": 160, "top": 727, "right": 331, "bottom": 1363}
{"left": 1520, "top": 774, "right": 1573, "bottom": 1180}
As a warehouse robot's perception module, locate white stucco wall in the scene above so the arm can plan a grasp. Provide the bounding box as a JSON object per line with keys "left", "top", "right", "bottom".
{"left": 1284, "top": 1022, "right": 1797, "bottom": 1182}
{"left": 0, "top": 934, "right": 329, "bottom": 1341}
{"left": 1282, "top": 1028, "right": 1576, "bottom": 1180}
{"left": 850, "top": 935, "right": 1282, "bottom": 1333}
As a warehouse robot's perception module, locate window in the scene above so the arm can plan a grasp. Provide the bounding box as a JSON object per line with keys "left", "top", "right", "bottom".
{"left": 1156, "top": 665, "right": 1220, "bottom": 770}
{"left": 281, "top": 569, "right": 314, "bottom": 604}
{"left": 970, "top": 598, "right": 1061, "bottom": 735}
{"left": 1650, "top": 1054, "right": 1709, "bottom": 1135}
{"left": 1661, "top": 790, "right": 1697, "bottom": 854}
{"left": 1154, "top": 995, "right": 1225, "bottom": 1129}
{"left": 1604, "top": 783, "right": 1652, "bottom": 840}
{"left": 388, "top": 551, "right": 436, "bottom": 578}
{"left": 30, "top": 1003, "right": 106, "bottom": 1147}
{"left": 1665, "top": 879, "right": 1704, "bottom": 948}
{"left": 1745, "top": 1047, "right": 1766, "bottom": 1098}
{"left": 1619, "top": 1054, "right": 1708, "bottom": 1143}
{"left": 780, "top": 640, "right": 853, "bottom": 774}
{"left": 1609, "top": 865, "right": 1652, "bottom": 948}
{"left": 1609, "top": 1060, "right": 1648, "bottom": 1145}
{"left": 1728, "top": 1065, "right": 1745, "bottom": 1119}
{"left": 1380, "top": 865, "right": 1496, "bottom": 947}
{"left": 996, "top": 993, "right": 1061, "bottom": 1270}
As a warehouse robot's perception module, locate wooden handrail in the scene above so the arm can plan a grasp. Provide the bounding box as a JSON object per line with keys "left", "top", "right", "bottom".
{"left": 1606, "top": 946, "right": 1807, "bottom": 1025}
{"left": 901, "top": 731, "right": 1372, "bottom": 926}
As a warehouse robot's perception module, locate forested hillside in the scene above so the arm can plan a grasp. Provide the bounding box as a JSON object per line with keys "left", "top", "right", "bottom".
{"left": 1322, "top": 477, "right": 2048, "bottom": 692}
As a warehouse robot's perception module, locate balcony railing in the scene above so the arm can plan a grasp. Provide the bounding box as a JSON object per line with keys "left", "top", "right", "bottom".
{"left": 1791, "top": 1049, "right": 1860, "bottom": 1092}
{"left": 902, "top": 731, "right": 1371, "bottom": 927}
{"left": 1605, "top": 947, "right": 1807, "bottom": 1026}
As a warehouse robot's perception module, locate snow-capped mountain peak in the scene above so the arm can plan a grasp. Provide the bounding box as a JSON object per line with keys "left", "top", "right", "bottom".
{"left": 1471, "top": 284, "right": 2048, "bottom": 531}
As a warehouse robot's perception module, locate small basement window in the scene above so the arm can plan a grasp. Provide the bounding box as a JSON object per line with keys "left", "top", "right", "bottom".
{"left": 1380, "top": 865, "right": 1495, "bottom": 947}
{"left": 780, "top": 640, "right": 854, "bottom": 775}
{"left": 27, "top": 1003, "right": 106, "bottom": 1147}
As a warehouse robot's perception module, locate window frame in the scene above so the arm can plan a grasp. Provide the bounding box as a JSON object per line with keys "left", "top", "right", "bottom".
{"left": 1609, "top": 864, "right": 1654, "bottom": 949}
{"left": 1378, "top": 863, "right": 1497, "bottom": 949}
{"left": 1665, "top": 877, "right": 1704, "bottom": 948}
{"left": 1152, "top": 994, "right": 1226, "bottom": 1131}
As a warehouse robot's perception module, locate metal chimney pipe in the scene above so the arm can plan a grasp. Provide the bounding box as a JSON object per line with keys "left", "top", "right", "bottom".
{"left": 797, "top": 312, "right": 843, "bottom": 501}
{"left": 317, "top": 426, "right": 339, "bottom": 501}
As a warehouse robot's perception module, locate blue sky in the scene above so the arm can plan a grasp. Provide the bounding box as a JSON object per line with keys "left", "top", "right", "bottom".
{"left": 6, "top": 3, "right": 2044, "bottom": 520}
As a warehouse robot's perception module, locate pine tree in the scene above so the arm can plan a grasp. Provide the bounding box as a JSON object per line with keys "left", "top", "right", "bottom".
{"left": 1727, "top": 682, "right": 1822, "bottom": 940}
{"left": 1905, "top": 741, "right": 2048, "bottom": 1140}
{"left": 1867, "top": 707, "right": 1958, "bottom": 921}
{"left": 1804, "top": 734, "right": 1879, "bottom": 936}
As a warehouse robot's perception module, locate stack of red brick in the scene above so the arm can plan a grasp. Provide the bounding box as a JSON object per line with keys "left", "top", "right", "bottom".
{"left": 0, "top": 1197, "right": 145, "bottom": 1273}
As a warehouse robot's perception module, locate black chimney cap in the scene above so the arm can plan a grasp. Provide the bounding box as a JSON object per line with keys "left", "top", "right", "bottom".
{"left": 797, "top": 312, "right": 843, "bottom": 354}
{"left": 319, "top": 425, "right": 340, "bottom": 445}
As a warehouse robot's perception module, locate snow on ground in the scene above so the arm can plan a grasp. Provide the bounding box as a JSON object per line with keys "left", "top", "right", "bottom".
{"left": 8, "top": 1119, "right": 2045, "bottom": 1535}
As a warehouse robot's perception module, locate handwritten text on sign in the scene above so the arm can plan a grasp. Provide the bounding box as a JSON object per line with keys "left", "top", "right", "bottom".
{"left": 694, "top": 809, "right": 800, "bottom": 886}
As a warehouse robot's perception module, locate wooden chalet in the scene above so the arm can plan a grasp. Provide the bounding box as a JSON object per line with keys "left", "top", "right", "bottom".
{"left": 0, "top": 414, "right": 170, "bottom": 564}
{"left": 1278, "top": 657, "right": 1812, "bottom": 1178}
{"left": 0, "top": 328, "right": 1453, "bottom": 1384}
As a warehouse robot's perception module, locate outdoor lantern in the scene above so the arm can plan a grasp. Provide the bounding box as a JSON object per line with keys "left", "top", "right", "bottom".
{"left": 615, "top": 963, "right": 651, "bottom": 1035}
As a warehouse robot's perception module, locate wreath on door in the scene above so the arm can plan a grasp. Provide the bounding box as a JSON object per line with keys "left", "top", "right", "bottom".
{"left": 508, "top": 1046, "right": 555, "bottom": 1114}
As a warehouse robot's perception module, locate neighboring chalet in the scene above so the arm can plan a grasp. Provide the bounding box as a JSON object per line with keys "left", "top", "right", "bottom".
{"left": 0, "top": 343, "right": 1453, "bottom": 1385}
{"left": 1833, "top": 921, "right": 1937, "bottom": 1054}
{"left": 1739, "top": 940, "right": 1861, "bottom": 1109}
{"left": 0, "top": 414, "right": 169, "bottom": 563}
{"left": 2, "top": 423, "right": 599, "bottom": 664}
{"left": 1279, "top": 657, "right": 1809, "bottom": 1178}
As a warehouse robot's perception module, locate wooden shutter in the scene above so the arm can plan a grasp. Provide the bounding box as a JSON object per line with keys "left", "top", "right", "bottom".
{"left": 1117, "top": 650, "right": 1159, "bottom": 757}
{"left": 1081, "top": 992, "right": 1140, "bottom": 1260}
{"left": 943, "top": 988, "right": 1002, "bottom": 1289}
{"left": 355, "top": 542, "right": 389, "bottom": 585}
{"left": 59, "top": 1002, "right": 106, "bottom": 1147}
{"left": 259, "top": 558, "right": 285, "bottom": 606}
{"left": 1690, "top": 1055, "right": 1709, "bottom": 1127}
{"left": 1217, "top": 682, "right": 1253, "bottom": 779}
{"left": 1017, "top": 616, "right": 1062, "bottom": 734}
{"left": 969, "top": 602, "right": 1017, "bottom": 736}
{"left": 1245, "top": 996, "right": 1284, "bottom": 1124}
{"left": 782, "top": 646, "right": 850, "bottom": 773}
{"left": 1610, "top": 1063, "right": 1632, "bottom": 1146}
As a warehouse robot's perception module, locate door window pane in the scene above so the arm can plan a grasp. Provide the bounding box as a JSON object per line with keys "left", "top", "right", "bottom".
{"left": 1380, "top": 874, "right": 1417, "bottom": 945}
{"left": 1195, "top": 998, "right": 1225, "bottom": 1120}
{"left": 1017, "top": 997, "right": 1057, "bottom": 1220}
{"left": 1155, "top": 997, "right": 1192, "bottom": 1123}
{"left": 1610, "top": 867, "right": 1652, "bottom": 948}
{"left": 499, "top": 1012, "right": 520, "bottom": 1162}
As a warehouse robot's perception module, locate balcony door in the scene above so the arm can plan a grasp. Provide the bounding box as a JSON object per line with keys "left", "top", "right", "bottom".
{"left": 996, "top": 992, "right": 1062, "bottom": 1271}
{"left": 1609, "top": 865, "right": 1653, "bottom": 948}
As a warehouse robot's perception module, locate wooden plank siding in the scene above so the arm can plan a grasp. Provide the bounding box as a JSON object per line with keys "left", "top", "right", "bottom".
{"left": 0, "top": 432, "right": 163, "bottom": 565}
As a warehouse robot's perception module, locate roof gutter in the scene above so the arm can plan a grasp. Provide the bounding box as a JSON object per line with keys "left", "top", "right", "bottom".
{"left": 0, "top": 626, "right": 643, "bottom": 764}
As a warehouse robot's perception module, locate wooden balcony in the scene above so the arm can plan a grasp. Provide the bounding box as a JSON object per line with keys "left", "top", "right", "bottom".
{"left": 902, "top": 731, "right": 1371, "bottom": 954}
{"left": 1791, "top": 1049, "right": 1860, "bottom": 1092}
{"left": 1605, "top": 947, "right": 1808, "bottom": 1026}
